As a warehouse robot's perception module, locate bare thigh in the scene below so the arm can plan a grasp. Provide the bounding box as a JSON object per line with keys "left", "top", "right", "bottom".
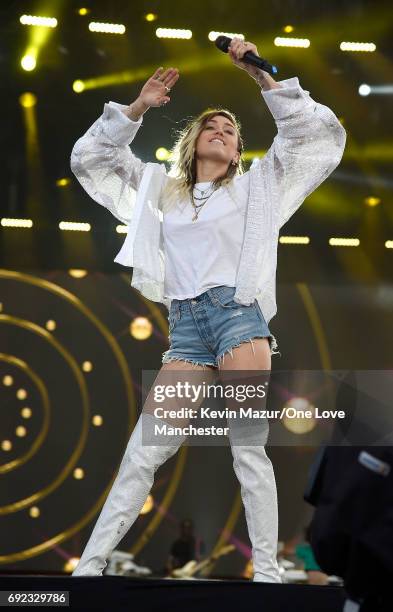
{"left": 142, "top": 359, "right": 217, "bottom": 428}
{"left": 218, "top": 337, "right": 271, "bottom": 372}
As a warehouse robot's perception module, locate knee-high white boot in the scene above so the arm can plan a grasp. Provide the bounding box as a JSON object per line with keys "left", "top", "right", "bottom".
{"left": 228, "top": 417, "right": 281, "bottom": 583}
{"left": 72, "top": 413, "right": 185, "bottom": 576}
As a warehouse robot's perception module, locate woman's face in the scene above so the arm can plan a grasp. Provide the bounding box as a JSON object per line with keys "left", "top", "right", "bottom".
{"left": 195, "top": 114, "right": 240, "bottom": 167}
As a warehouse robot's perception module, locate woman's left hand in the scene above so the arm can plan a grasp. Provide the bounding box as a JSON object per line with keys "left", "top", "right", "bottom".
{"left": 228, "top": 37, "right": 266, "bottom": 81}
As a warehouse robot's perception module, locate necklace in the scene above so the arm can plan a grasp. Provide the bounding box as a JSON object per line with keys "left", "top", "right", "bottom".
{"left": 193, "top": 183, "right": 215, "bottom": 199}
{"left": 191, "top": 186, "right": 217, "bottom": 222}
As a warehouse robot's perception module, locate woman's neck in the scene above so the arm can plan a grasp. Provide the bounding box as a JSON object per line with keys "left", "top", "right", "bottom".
{"left": 195, "top": 158, "right": 229, "bottom": 183}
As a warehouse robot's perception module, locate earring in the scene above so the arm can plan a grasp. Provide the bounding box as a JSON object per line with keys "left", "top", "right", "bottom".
{"left": 232, "top": 159, "right": 238, "bottom": 166}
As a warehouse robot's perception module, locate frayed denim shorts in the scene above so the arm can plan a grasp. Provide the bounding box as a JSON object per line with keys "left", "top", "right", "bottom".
{"left": 162, "top": 285, "right": 280, "bottom": 369}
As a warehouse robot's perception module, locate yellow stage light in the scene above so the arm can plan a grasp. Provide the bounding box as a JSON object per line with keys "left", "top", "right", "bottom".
{"left": 92, "top": 415, "right": 103, "bottom": 426}
{"left": 17, "top": 389, "right": 27, "bottom": 400}
{"left": 130, "top": 316, "right": 153, "bottom": 340}
{"left": 89, "top": 22, "right": 126, "bottom": 34}
{"left": 145, "top": 13, "right": 158, "bottom": 22}
{"left": 64, "top": 557, "right": 80, "bottom": 572}
{"left": 1, "top": 440, "right": 12, "bottom": 451}
{"left": 282, "top": 397, "right": 316, "bottom": 434}
{"left": 3, "top": 375, "right": 13, "bottom": 386}
{"left": 364, "top": 196, "right": 381, "bottom": 207}
{"left": 208, "top": 31, "right": 244, "bottom": 42}
{"left": 59, "top": 221, "right": 91, "bottom": 231}
{"left": 78, "top": 8, "right": 90, "bottom": 16}
{"left": 46, "top": 320, "right": 56, "bottom": 331}
{"left": 279, "top": 236, "right": 310, "bottom": 244}
{"left": 1, "top": 218, "right": 33, "bottom": 228}
{"left": 20, "top": 15, "right": 57, "bottom": 28}
{"left": 156, "top": 28, "right": 192, "bottom": 39}
{"left": 56, "top": 177, "right": 71, "bottom": 187}
{"left": 16, "top": 426, "right": 27, "bottom": 437}
{"left": 68, "top": 269, "right": 88, "bottom": 278}
{"left": 73, "top": 468, "right": 85, "bottom": 479}
{"left": 29, "top": 506, "right": 40, "bottom": 517}
{"left": 140, "top": 494, "right": 154, "bottom": 515}
{"left": 73, "top": 80, "right": 85, "bottom": 93}
{"left": 155, "top": 147, "right": 170, "bottom": 161}
{"left": 19, "top": 92, "right": 37, "bottom": 108}
{"left": 283, "top": 25, "right": 294, "bottom": 33}
{"left": 340, "top": 42, "right": 376, "bottom": 52}
{"left": 274, "top": 37, "right": 310, "bottom": 48}
{"left": 21, "top": 407, "right": 32, "bottom": 419}
{"left": 82, "top": 361, "right": 93, "bottom": 372}
{"left": 329, "top": 237, "right": 360, "bottom": 247}
{"left": 21, "top": 54, "right": 36, "bottom": 71}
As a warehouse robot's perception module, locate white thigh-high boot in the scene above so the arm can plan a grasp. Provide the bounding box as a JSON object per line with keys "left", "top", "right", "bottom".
{"left": 72, "top": 413, "right": 186, "bottom": 576}
{"left": 228, "top": 417, "right": 282, "bottom": 583}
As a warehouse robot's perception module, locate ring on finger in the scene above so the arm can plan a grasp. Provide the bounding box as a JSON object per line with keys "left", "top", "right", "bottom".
{"left": 164, "top": 86, "right": 170, "bottom": 92}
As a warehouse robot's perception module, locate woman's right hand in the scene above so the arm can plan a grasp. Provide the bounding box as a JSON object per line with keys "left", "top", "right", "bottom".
{"left": 138, "top": 67, "right": 180, "bottom": 108}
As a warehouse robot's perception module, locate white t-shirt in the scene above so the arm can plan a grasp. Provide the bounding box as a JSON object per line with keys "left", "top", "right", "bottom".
{"left": 163, "top": 174, "right": 250, "bottom": 300}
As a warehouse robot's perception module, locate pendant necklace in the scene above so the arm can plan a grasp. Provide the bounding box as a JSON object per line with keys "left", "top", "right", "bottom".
{"left": 191, "top": 183, "right": 217, "bottom": 222}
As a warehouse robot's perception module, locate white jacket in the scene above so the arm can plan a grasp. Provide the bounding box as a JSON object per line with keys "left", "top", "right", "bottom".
{"left": 70, "top": 77, "right": 346, "bottom": 324}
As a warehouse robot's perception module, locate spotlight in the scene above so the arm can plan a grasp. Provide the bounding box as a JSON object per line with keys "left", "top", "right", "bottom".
{"left": 73, "top": 80, "right": 85, "bottom": 93}
{"left": 89, "top": 22, "right": 126, "bottom": 34}
{"left": 156, "top": 28, "right": 192, "bottom": 39}
{"left": 155, "top": 147, "right": 170, "bottom": 161}
{"left": 144, "top": 13, "right": 158, "bottom": 22}
{"left": 359, "top": 84, "right": 371, "bottom": 96}
{"left": 274, "top": 37, "right": 310, "bottom": 48}
{"left": 340, "top": 42, "right": 376, "bottom": 52}
{"left": 19, "top": 93, "right": 37, "bottom": 108}
{"left": 21, "top": 54, "right": 36, "bottom": 71}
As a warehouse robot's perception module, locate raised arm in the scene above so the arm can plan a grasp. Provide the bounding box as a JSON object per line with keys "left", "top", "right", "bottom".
{"left": 70, "top": 67, "right": 179, "bottom": 225}
{"left": 259, "top": 77, "right": 346, "bottom": 229}
{"left": 228, "top": 37, "right": 346, "bottom": 229}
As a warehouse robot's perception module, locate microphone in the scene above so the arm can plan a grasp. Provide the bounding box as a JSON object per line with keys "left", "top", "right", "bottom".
{"left": 215, "top": 36, "right": 278, "bottom": 76}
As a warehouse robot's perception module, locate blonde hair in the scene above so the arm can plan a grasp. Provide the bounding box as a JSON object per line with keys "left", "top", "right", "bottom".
{"left": 161, "top": 108, "right": 244, "bottom": 213}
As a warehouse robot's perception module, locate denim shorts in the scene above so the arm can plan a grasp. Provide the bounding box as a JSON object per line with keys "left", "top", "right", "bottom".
{"left": 162, "top": 285, "right": 280, "bottom": 369}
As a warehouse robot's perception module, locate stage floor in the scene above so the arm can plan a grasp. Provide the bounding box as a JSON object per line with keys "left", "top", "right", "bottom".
{"left": 0, "top": 575, "right": 346, "bottom": 611}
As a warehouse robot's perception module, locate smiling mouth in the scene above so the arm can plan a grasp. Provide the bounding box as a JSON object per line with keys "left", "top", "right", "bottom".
{"left": 209, "top": 139, "right": 225, "bottom": 145}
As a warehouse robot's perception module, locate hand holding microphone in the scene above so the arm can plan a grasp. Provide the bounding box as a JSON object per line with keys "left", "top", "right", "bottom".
{"left": 215, "top": 35, "right": 278, "bottom": 79}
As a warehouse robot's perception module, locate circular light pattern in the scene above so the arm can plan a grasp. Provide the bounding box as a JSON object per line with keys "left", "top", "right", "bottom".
{"left": 21, "top": 407, "right": 32, "bottom": 419}
{"left": 1, "top": 440, "right": 12, "bottom": 451}
{"left": 155, "top": 147, "right": 170, "bottom": 161}
{"left": 144, "top": 13, "right": 157, "bottom": 22}
{"left": 73, "top": 468, "right": 84, "bottom": 479}
{"left": 282, "top": 397, "right": 316, "bottom": 434}
{"left": 29, "top": 506, "right": 40, "bottom": 518}
{"left": 364, "top": 196, "right": 381, "bottom": 207}
{"left": 3, "top": 375, "right": 13, "bottom": 386}
{"left": 16, "top": 426, "right": 27, "bottom": 438}
{"left": 21, "top": 55, "right": 36, "bottom": 71}
{"left": 46, "top": 320, "right": 56, "bottom": 331}
{"left": 17, "top": 389, "right": 27, "bottom": 400}
{"left": 92, "top": 415, "right": 103, "bottom": 426}
{"left": 56, "top": 178, "right": 71, "bottom": 187}
{"left": 359, "top": 84, "right": 371, "bottom": 96}
{"left": 82, "top": 361, "right": 93, "bottom": 372}
{"left": 19, "top": 93, "right": 37, "bottom": 108}
{"left": 129, "top": 316, "right": 153, "bottom": 340}
{"left": 73, "top": 80, "right": 85, "bottom": 93}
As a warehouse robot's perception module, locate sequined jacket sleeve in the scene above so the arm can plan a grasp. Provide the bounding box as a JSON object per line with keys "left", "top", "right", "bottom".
{"left": 261, "top": 77, "right": 347, "bottom": 229}
{"left": 70, "top": 101, "right": 147, "bottom": 225}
